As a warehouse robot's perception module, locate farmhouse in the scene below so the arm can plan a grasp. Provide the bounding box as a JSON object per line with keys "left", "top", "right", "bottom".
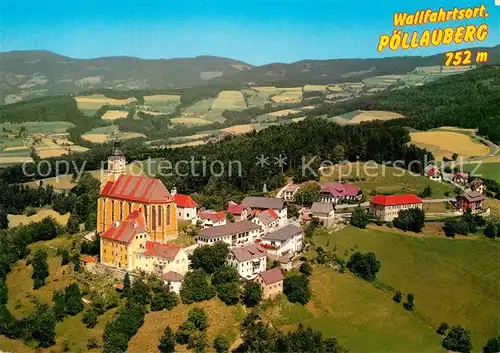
{"left": 470, "top": 178, "right": 486, "bottom": 194}
{"left": 241, "top": 197, "right": 287, "bottom": 225}
{"left": 456, "top": 191, "right": 486, "bottom": 212}
{"left": 259, "top": 224, "right": 303, "bottom": 257}
{"left": 310, "top": 202, "right": 335, "bottom": 227}
{"left": 228, "top": 244, "right": 267, "bottom": 280}
{"left": 319, "top": 182, "right": 362, "bottom": 204}
{"left": 193, "top": 210, "right": 226, "bottom": 228}
{"left": 196, "top": 220, "right": 261, "bottom": 247}
{"left": 226, "top": 202, "right": 252, "bottom": 221}
{"left": 135, "top": 241, "right": 188, "bottom": 276}
{"left": 173, "top": 192, "right": 197, "bottom": 220}
{"left": 255, "top": 268, "right": 284, "bottom": 299}
{"left": 452, "top": 172, "right": 469, "bottom": 184}
{"left": 370, "top": 194, "right": 423, "bottom": 222}
{"left": 251, "top": 208, "right": 280, "bottom": 234}
{"left": 426, "top": 167, "right": 442, "bottom": 181}
{"left": 281, "top": 184, "right": 300, "bottom": 202}
{"left": 98, "top": 143, "right": 178, "bottom": 242}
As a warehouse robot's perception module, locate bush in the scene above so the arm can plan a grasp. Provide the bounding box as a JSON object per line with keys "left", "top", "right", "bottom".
{"left": 404, "top": 293, "right": 415, "bottom": 311}
{"left": 442, "top": 326, "right": 473, "bottom": 353}
{"left": 350, "top": 207, "right": 371, "bottom": 229}
{"left": 483, "top": 336, "right": 500, "bottom": 353}
{"left": 87, "top": 337, "right": 100, "bottom": 349}
{"left": 180, "top": 270, "right": 216, "bottom": 304}
{"left": 436, "top": 322, "right": 449, "bottom": 335}
{"left": 242, "top": 282, "right": 262, "bottom": 307}
{"left": 393, "top": 208, "right": 425, "bottom": 232}
{"left": 26, "top": 207, "right": 37, "bottom": 217}
{"left": 213, "top": 335, "right": 230, "bottom": 353}
{"left": 299, "top": 262, "right": 312, "bottom": 276}
{"left": 283, "top": 275, "right": 310, "bottom": 305}
{"left": 347, "top": 252, "right": 381, "bottom": 281}
{"left": 392, "top": 290, "right": 402, "bottom": 303}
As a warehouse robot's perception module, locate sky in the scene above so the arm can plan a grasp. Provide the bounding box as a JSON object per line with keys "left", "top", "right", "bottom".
{"left": 1, "top": 0, "right": 499, "bottom": 65}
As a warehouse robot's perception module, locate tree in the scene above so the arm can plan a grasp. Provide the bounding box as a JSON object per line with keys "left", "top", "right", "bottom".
{"left": 176, "top": 320, "right": 196, "bottom": 344}
{"left": 123, "top": 272, "right": 131, "bottom": 297}
{"left": 67, "top": 213, "right": 80, "bottom": 234}
{"left": 188, "top": 307, "right": 208, "bottom": 331}
{"left": 52, "top": 290, "right": 66, "bottom": 321}
{"left": 287, "top": 203, "right": 300, "bottom": 219}
{"left": 217, "top": 282, "right": 241, "bottom": 305}
{"left": 180, "top": 270, "right": 216, "bottom": 304}
{"left": 82, "top": 310, "right": 98, "bottom": 328}
{"left": 60, "top": 248, "right": 71, "bottom": 266}
{"left": 283, "top": 275, "right": 310, "bottom": 305}
{"left": 437, "top": 322, "right": 449, "bottom": 335}
{"left": 190, "top": 242, "right": 230, "bottom": 274}
{"left": 419, "top": 184, "right": 432, "bottom": 198}
{"left": 299, "top": 262, "right": 312, "bottom": 276}
{"left": 31, "top": 308, "right": 56, "bottom": 348}
{"left": 294, "top": 182, "right": 321, "bottom": 206}
{"left": 484, "top": 222, "right": 499, "bottom": 239}
{"left": 211, "top": 265, "right": 239, "bottom": 287}
{"left": 483, "top": 336, "right": 500, "bottom": 353}
{"left": 213, "top": 335, "right": 229, "bottom": 353}
{"left": 32, "top": 249, "right": 49, "bottom": 289}
{"left": 158, "top": 326, "right": 176, "bottom": 353}
{"left": 84, "top": 212, "right": 97, "bottom": 231}
{"left": 151, "top": 282, "right": 178, "bottom": 311}
{"left": 393, "top": 208, "right": 425, "bottom": 232}
{"left": 392, "top": 290, "right": 402, "bottom": 303}
{"left": 188, "top": 331, "right": 207, "bottom": 353}
{"left": 442, "top": 326, "right": 473, "bottom": 353}
{"left": 350, "top": 207, "right": 371, "bottom": 229}
{"left": 0, "top": 206, "right": 8, "bottom": 229}
{"left": 242, "top": 282, "right": 262, "bottom": 307}
{"left": 404, "top": 293, "right": 415, "bottom": 311}
{"left": 226, "top": 212, "right": 235, "bottom": 223}
{"left": 130, "top": 276, "right": 151, "bottom": 306}
{"left": 65, "top": 283, "right": 84, "bottom": 316}
{"left": 346, "top": 252, "right": 381, "bottom": 281}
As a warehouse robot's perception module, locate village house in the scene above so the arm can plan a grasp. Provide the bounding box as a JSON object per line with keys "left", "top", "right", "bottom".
{"left": 226, "top": 202, "right": 252, "bottom": 222}
{"left": 196, "top": 220, "right": 261, "bottom": 247}
{"left": 192, "top": 210, "right": 226, "bottom": 228}
{"left": 267, "top": 253, "right": 293, "bottom": 271}
{"left": 241, "top": 197, "right": 287, "bottom": 225}
{"left": 426, "top": 166, "right": 442, "bottom": 181}
{"left": 310, "top": 202, "right": 335, "bottom": 227}
{"left": 173, "top": 192, "right": 197, "bottom": 220}
{"left": 470, "top": 178, "right": 486, "bottom": 194}
{"left": 228, "top": 244, "right": 267, "bottom": 280}
{"left": 160, "top": 271, "right": 184, "bottom": 294}
{"left": 135, "top": 241, "right": 188, "bottom": 276}
{"left": 456, "top": 191, "right": 486, "bottom": 212}
{"left": 452, "top": 172, "right": 469, "bottom": 184}
{"left": 369, "top": 194, "right": 423, "bottom": 222}
{"left": 255, "top": 267, "right": 284, "bottom": 299}
{"left": 319, "top": 182, "right": 362, "bottom": 204}
{"left": 281, "top": 184, "right": 300, "bottom": 202}
{"left": 251, "top": 208, "right": 281, "bottom": 234}
{"left": 258, "top": 224, "right": 303, "bottom": 257}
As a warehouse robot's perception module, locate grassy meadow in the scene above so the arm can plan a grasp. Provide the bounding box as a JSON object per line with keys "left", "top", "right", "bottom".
{"left": 301, "top": 226, "right": 500, "bottom": 352}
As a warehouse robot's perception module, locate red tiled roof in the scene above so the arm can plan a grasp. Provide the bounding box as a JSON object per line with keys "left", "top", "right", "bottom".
{"left": 144, "top": 241, "right": 181, "bottom": 260}
{"left": 259, "top": 268, "right": 284, "bottom": 285}
{"left": 199, "top": 210, "right": 226, "bottom": 223}
{"left": 100, "top": 174, "right": 172, "bottom": 203}
{"left": 227, "top": 203, "right": 245, "bottom": 215}
{"left": 453, "top": 172, "right": 469, "bottom": 179}
{"left": 82, "top": 255, "right": 97, "bottom": 263}
{"left": 321, "top": 182, "right": 361, "bottom": 198}
{"left": 257, "top": 208, "right": 280, "bottom": 226}
{"left": 231, "top": 244, "right": 267, "bottom": 262}
{"left": 370, "top": 194, "right": 422, "bottom": 206}
{"left": 427, "top": 168, "right": 441, "bottom": 176}
{"left": 174, "top": 194, "right": 197, "bottom": 208}
{"left": 100, "top": 211, "right": 147, "bottom": 244}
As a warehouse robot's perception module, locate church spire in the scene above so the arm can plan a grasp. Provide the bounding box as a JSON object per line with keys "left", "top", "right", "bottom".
{"left": 106, "top": 140, "right": 126, "bottom": 183}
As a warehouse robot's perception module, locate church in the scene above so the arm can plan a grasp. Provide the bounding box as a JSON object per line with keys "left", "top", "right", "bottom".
{"left": 97, "top": 143, "right": 187, "bottom": 275}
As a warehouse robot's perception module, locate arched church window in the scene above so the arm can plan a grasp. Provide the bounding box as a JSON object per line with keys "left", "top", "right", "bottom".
{"left": 166, "top": 205, "right": 171, "bottom": 225}
{"left": 111, "top": 200, "right": 115, "bottom": 223}
{"left": 158, "top": 206, "right": 162, "bottom": 227}
{"left": 152, "top": 206, "right": 156, "bottom": 231}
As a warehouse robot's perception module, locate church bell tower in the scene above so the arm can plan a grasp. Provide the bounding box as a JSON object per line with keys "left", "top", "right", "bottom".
{"left": 107, "top": 140, "right": 126, "bottom": 183}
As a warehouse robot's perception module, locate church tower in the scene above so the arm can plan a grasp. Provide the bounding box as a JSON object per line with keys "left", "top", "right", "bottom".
{"left": 107, "top": 140, "right": 126, "bottom": 183}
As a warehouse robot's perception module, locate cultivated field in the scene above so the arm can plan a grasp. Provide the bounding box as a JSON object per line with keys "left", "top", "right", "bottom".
{"left": 101, "top": 109, "right": 129, "bottom": 120}
{"left": 0, "top": 121, "right": 75, "bottom": 134}
{"left": 7, "top": 209, "right": 70, "bottom": 228}
{"left": 347, "top": 110, "right": 405, "bottom": 124}
{"left": 303, "top": 84, "right": 328, "bottom": 91}
{"left": 464, "top": 162, "right": 500, "bottom": 182}
{"left": 82, "top": 125, "right": 145, "bottom": 143}
{"left": 320, "top": 162, "right": 454, "bottom": 197}
{"left": 271, "top": 88, "right": 303, "bottom": 103}
{"left": 143, "top": 94, "right": 181, "bottom": 114}
{"left": 171, "top": 117, "right": 212, "bottom": 125}
{"left": 75, "top": 95, "right": 136, "bottom": 110}
{"left": 182, "top": 98, "right": 215, "bottom": 114}
{"left": 410, "top": 131, "right": 490, "bottom": 160}
{"left": 211, "top": 91, "right": 247, "bottom": 111}
{"left": 168, "top": 140, "right": 206, "bottom": 148}
{"left": 305, "top": 226, "right": 500, "bottom": 351}
{"left": 222, "top": 124, "right": 256, "bottom": 134}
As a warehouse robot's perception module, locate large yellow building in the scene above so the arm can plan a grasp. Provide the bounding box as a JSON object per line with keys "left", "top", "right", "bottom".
{"left": 97, "top": 143, "right": 177, "bottom": 243}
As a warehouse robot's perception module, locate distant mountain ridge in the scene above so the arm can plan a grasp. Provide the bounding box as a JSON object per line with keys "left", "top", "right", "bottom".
{"left": 1, "top": 45, "right": 499, "bottom": 104}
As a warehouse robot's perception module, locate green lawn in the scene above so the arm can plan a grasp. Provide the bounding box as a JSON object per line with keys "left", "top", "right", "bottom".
{"left": 463, "top": 162, "right": 500, "bottom": 182}
{"left": 306, "top": 226, "right": 500, "bottom": 351}
{"left": 183, "top": 98, "right": 215, "bottom": 114}
{"left": 321, "top": 162, "right": 455, "bottom": 198}
{"left": 0, "top": 121, "right": 75, "bottom": 134}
